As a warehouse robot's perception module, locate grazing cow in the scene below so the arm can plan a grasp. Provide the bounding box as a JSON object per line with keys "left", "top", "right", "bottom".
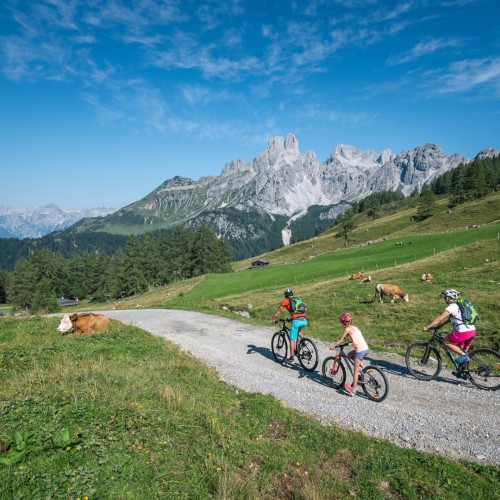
{"left": 360, "top": 275, "right": 373, "bottom": 284}
{"left": 421, "top": 273, "right": 433, "bottom": 282}
{"left": 57, "top": 313, "right": 110, "bottom": 335}
{"left": 375, "top": 284, "right": 409, "bottom": 304}
{"left": 349, "top": 271, "right": 364, "bottom": 280}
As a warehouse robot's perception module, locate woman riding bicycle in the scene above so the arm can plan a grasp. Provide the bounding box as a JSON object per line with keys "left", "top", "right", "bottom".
{"left": 423, "top": 289, "right": 476, "bottom": 364}
{"left": 271, "top": 288, "right": 307, "bottom": 363}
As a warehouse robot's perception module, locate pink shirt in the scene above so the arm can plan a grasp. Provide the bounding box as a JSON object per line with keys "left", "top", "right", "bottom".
{"left": 349, "top": 326, "right": 369, "bottom": 353}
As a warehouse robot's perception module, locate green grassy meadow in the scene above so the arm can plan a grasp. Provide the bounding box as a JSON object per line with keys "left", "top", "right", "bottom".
{"left": 1, "top": 316, "right": 498, "bottom": 499}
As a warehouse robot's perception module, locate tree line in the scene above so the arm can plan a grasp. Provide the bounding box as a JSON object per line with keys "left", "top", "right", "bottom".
{"left": 333, "top": 154, "right": 500, "bottom": 243}
{"left": 429, "top": 154, "right": 500, "bottom": 206}
{"left": 1, "top": 225, "right": 232, "bottom": 312}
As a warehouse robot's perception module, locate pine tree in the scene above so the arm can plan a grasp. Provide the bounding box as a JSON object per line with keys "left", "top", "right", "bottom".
{"left": 87, "top": 253, "right": 113, "bottom": 302}
{"left": 7, "top": 257, "right": 35, "bottom": 313}
{"left": 112, "top": 237, "right": 148, "bottom": 299}
{"left": 0, "top": 269, "right": 7, "bottom": 304}
{"left": 65, "top": 255, "right": 88, "bottom": 299}
{"left": 31, "top": 278, "right": 59, "bottom": 313}
{"left": 416, "top": 185, "right": 435, "bottom": 220}
{"left": 190, "top": 225, "right": 223, "bottom": 276}
{"left": 337, "top": 208, "right": 356, "bottom": 247}
{"left": 449, "top": 166, "right": 466, "bottom": 207}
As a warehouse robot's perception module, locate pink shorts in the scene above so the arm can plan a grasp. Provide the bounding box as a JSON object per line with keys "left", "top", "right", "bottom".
{"left": 446, "top": 330, "right": 476, "bottom": 348}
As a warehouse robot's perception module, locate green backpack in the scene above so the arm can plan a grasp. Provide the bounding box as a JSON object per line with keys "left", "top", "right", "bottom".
{"left": 457, "top": 299, "right": 479, "bottom": 325}
{"left": 289, "top": 296, "right": 306, "bottom": 314}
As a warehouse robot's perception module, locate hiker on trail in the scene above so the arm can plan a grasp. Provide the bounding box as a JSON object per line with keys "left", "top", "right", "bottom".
{"left": 423, "top": 289, "right": 477, "bottom": 364}
{"left": 271, "top": 288, "right": 307, "bottom": 363}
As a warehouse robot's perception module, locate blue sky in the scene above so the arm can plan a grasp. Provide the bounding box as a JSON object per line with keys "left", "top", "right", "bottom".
{"left": 1, "top": 0, "right": 499, "bottom": 210}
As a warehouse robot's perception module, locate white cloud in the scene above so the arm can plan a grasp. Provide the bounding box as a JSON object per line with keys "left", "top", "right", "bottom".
{"left": 387, "top": 37, "right": 461, "bottom": 65}
{"left": 434, "top": 57, "right": 500, "bottom": 95}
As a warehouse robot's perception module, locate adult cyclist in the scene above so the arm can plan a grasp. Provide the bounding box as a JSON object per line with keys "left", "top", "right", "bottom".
{"left": 423, "top": 288, "right": 476, "bottom": 363}
{"left": 271, "top": 288, "right": 307, "bottom": 362}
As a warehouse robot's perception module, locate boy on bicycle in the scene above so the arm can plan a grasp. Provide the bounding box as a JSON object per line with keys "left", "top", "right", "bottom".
{"left": 423, "top": 289, "right": 476, "bottom": 363}
{"left": 271, "top": 288, "right": 307, "bottom": 362}
{"left": 330, "top": 313, "right": 369, "bottom": 396}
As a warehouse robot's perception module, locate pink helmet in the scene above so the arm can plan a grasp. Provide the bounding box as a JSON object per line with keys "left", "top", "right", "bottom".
{"left": 339, "top": 312, "right": 353, "bottom": 324}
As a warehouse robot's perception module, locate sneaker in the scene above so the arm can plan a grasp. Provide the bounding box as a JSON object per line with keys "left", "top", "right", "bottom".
{"left": 456, "top": 355, "right": 470, "bottom": 364}
{"left": 285, "top": 356, "right": 295, "bottom": 363}
{"left": 452, "top": 371, "right": 467, "bottom": 380}
{"left": 344, "top": 383, "right": 355, "bottom": 396}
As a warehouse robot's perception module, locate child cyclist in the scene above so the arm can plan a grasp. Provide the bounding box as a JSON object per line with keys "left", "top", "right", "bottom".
{"left": 330, "top": 313, "right": 369, "bottom": 396}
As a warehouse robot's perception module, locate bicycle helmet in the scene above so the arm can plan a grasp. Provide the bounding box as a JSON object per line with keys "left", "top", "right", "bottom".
{"left": 284, "top": 288, "right": 294, "bottom": 298}
{"left": 442, "top": 289, "right": 459, "bottom": 300}
{"left": 339, "top": 312, "right": 353, "bottom": 324}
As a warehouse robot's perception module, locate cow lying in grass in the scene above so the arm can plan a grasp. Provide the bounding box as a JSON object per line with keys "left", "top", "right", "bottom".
{"left": 349, "top": 271, "right": 364, "bottom": 280}
{"left": 57, "top": 313, "right": 110, "bottom": 335}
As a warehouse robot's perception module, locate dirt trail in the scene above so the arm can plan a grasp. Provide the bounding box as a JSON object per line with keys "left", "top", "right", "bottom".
{"left": 102, "top": 309, "right": 500, "bottom": 466}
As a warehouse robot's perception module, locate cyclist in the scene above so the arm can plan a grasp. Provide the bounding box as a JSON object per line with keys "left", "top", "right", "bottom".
{"left": 271, "top": 288, "right": 307, "bottom": 362}
{"left": 330, "top": 312, "right": 369, "bottom": 396}
{"left": 423, "top": 289, "right": 476, "bottom": 363}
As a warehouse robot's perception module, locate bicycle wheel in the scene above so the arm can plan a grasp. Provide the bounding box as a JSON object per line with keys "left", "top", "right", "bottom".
{"left": 405, "top": 342, "right": 442, "bottom": 380}
{"left": 322, "top": 356, "right": 346, "bottom": 389}
{"left": 466, "top": 349, "right": 500, "bottom": 391}
{"left": 361, "top": 366, "right": 389, "bottom": 402}
{"left": 271, "top": 331, "right": 288, "bottom": 363}
{"left": 297, "top": 337, "right": 319, "bottom": 372}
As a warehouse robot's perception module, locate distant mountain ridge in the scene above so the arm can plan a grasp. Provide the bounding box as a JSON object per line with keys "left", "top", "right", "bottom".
{"left": 0, "top": 204, "right": 115, "bottom": 239}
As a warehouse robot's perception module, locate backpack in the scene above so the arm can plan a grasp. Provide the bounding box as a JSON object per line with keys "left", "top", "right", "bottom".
{"left": 457, "top": 299, "right": 479, "bottom": 325}
{"left": 289, "top": 296, "right": 306, "bottom": 314}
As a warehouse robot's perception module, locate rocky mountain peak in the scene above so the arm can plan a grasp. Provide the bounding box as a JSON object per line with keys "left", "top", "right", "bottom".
{"left": 267, "top": 133, "right": 299, "bottom": 153}
{"left": 476, "top": 147, "right": 500, "bottom": 159}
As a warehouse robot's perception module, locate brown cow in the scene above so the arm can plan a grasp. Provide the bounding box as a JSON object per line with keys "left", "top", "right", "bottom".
{"left": 421, "top": 273, "right": 433, "bottom": 282}
{"left": 375, "top": 284, "right": 409, "bottom": 304}
{"left": 360, "top": 275, "right": 373, "bottom": 284}
{"left": 349, "top": 271, "right": 364, "bottom": 280}
{"left": 57, "top": 313, "right": 110, "bottom": 335}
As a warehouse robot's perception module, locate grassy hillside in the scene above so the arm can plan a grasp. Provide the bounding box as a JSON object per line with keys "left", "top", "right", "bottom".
{"left": 234, "top": 192, "right": 500, "bottom": 270}
{"left": 1, "top": 317, "right": 498, "bottom": 498}
{"left": 82, "top": 192, "right": 500, "bottom": 353}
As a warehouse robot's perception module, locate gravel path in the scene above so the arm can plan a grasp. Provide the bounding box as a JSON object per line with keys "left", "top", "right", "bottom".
{"left": 102, "top": 309, "right": 500, "bottom": 466}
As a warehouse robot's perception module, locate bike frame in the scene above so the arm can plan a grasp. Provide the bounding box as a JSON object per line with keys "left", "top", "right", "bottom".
{"left": 423, "top": 328, "right": 473, "bottom": 372}
{"left": 277, "top": 319, "right": 304, "bottom": 343}
{"left": 333, "top": 343, "right": 365, "bottom": 383}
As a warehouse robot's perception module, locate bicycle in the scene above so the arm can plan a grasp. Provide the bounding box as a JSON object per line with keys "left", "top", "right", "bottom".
{"left": 271, "top": 319, "right": 319, "bottom": 372}
{"left": 322, "top": 342, "right": 389, "bottom": 402}
{"left": 405, "top": 326, "right": 500, "bottom": 391}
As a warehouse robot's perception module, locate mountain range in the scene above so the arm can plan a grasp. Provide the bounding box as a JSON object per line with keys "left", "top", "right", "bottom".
{"left": 0, "top": 204, "right": 115, "bottom": 239}
{"left": 69, "top": 134, "right": 497, "bottom": 257}
{"left": 2, "top": 135, "right": 498, "bottom": 259}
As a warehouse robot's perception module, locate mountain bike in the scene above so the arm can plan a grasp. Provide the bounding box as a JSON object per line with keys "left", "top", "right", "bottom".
{"left": 271, "top": 319, "right": 319, "bottom": 372}
{"left": 322, "top": 342, "right": 389, "bottom": 402}
{"left": 405, "top": 326, "right": 500, "bottom": 391}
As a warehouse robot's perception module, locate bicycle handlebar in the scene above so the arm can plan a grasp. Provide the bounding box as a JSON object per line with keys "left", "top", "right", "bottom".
{"left": 426, "top": 326, "right": 445, "bottom": 342}
{"left": 335, "top": 342, "right": 350, "bottom": 349}
{"left": 277, "top": 318, "right": 291, "bottom": 324}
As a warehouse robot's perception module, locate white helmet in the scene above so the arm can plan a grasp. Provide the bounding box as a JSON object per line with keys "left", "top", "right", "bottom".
{"left": 442, "top": 289, "right": 459, "bottom": 300}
